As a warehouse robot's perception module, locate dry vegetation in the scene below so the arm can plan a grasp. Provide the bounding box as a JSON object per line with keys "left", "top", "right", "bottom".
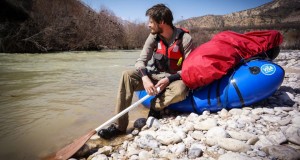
{"left": 0, "top": 0, "right": 149, "bottom": 53}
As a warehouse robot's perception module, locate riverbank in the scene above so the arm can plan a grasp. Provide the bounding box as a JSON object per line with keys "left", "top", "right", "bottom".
{"left": 75, "top": 50, "right": 300, "bottom": 160}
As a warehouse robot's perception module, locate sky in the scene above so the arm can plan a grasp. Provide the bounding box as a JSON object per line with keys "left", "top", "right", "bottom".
{"left": 81, "top": 0, "right": 274, "bottom": 23}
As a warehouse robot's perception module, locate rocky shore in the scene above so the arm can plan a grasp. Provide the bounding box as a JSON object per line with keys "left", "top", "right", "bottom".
{"left": 73, "top": 50, "right": 300, "bottom": 160}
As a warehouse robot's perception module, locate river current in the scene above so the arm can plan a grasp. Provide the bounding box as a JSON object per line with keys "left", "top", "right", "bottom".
{"left": 0, "top": 50, "right": 148, "bottom": 160}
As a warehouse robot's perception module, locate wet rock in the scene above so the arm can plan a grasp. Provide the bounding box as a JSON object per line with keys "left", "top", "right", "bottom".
{"left": 133, "top": 118, "right": 147, "bottom": 130}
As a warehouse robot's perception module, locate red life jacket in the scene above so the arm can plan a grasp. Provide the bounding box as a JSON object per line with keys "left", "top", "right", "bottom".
{"left": 153, "top": 28, "right": 189, "bottom": 74}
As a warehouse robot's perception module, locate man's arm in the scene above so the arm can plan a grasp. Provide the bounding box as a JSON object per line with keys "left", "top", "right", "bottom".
{"left": 135, "top": 34, "right": 158, "bottom": 95}
{"left": 182, "top": 33, "right": 194, "bottom": 59}
{"left": 135, "top": 34, "right": 156, "bottom": 71}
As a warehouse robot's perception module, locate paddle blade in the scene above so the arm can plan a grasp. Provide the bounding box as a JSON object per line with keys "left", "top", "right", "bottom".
{"left": 54, "top": 129, "right": 97, "bottom": 160}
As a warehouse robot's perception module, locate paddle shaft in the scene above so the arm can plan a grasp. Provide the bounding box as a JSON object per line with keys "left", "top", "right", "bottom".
{"left": 95, "top": 94, "right": 151, "bottom": 131}
{"left": 95, "top": 87, "right": 160, "bottom": 131}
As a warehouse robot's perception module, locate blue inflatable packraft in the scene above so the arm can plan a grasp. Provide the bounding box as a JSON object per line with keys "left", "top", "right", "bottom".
{"left": 135, "top": 60, "right": 285, "bottom": 114}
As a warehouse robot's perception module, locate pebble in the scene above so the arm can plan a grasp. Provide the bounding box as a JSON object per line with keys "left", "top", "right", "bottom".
{"left": 79, "top": 51, "right": 300, "bottom": 160}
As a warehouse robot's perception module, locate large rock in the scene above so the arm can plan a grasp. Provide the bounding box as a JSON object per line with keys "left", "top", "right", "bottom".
{"left": 255, "top": 135, "right": 274, "bottom": 148}
{"left": 291, "top": 116, "right": 300, "bottom": 127}
{"left": 227, "top": 130, "right": 257, "bottom": 141}
{"left": 267, "top": 131, "right": 287, "bottom": 144}
{"left": 262, "top": 145, "right": 300, "bottom": 160}
{"left": 205, "top": 127, "right": 228, "bottom": 146}
{"left": 217, "top": 138, "right": 250, "bottom": 152}
{"left": 156, "top": 131, "right": 182, "bottom": 145}
{"left": 285, "top": 125, "right": 300, "bottom": 145}
{"left": 135, "top": 134, "right": 160, "bottom": 150}
{"left": 194, "top": 118, "right": 217, "bottom": 130}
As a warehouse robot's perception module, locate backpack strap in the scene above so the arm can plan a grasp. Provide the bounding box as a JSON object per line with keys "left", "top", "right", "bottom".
{"left": 175, "top": 28, "right": 188, "bottom": 60}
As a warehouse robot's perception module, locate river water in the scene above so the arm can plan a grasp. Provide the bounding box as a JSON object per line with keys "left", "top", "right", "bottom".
{"left": 0, "top": 50, "right": 148, "bottom": 160}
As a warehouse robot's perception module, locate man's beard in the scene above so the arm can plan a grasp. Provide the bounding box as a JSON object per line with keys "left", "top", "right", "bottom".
{"left": 150, "top": 26, "right": 163, "bottom": 35}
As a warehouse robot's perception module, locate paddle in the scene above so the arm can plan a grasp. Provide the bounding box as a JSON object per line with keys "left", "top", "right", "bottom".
{"left": 53, "top": 88, "right": 158, "bottom": 160}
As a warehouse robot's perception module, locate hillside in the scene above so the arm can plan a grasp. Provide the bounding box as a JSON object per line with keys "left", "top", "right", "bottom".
{"left": 177, "top": 0, "right": 300, "bottom": 28}
{"left": 177, "top": 0, "right": 300, "bottom": 49}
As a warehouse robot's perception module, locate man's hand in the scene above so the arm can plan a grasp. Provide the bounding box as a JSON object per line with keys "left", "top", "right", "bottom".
{"left": 155, "top": 77, "right": 169, "bottom": 91}
{"left": 142, "top": 76, "right": 157, "bottom": 95}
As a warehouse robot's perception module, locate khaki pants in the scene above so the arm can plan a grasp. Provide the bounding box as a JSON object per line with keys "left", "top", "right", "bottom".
{"left": 115, "top": 69, "right": 189, "bottom": 131}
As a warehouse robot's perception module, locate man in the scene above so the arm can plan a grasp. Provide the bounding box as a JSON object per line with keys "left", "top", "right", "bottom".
{"left": 98, "top": 4, "right": 194, "bottom": 139}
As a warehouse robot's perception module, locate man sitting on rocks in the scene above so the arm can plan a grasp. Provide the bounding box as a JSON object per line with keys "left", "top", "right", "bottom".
{"left": 98, "top": 3, "right": 194, "bottom": 139}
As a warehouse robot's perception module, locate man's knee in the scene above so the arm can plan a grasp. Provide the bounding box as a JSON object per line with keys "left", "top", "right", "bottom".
{"left": 170, "top": 80, "right": 189, "bottom": 99}
{"left": 121, "top": 69, "right": 139, "bottom": 82}
{"left": 151, "top": 80, "right": 188, "bottom": 110}
{"left": 121, "top": 70, "right": 134, "bottom": 77}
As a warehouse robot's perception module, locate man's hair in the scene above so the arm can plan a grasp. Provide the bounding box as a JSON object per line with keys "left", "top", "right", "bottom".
{"left": 146, "top": 4, "right": 173, "bottom": 26}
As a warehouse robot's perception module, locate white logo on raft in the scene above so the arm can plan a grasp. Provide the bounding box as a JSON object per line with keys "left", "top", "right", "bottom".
{"left": 260, "top": 64, "right": 276, "bottom": 75}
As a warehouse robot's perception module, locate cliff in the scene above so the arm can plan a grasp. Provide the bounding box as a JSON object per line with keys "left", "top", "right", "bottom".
{"left": 177, "top": 0, "right": 300, "bottom": 49}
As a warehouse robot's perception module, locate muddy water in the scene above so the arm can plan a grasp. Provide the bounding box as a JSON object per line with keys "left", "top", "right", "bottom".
{"left": 0, "top": 50, "right": 148, "bottom": 160}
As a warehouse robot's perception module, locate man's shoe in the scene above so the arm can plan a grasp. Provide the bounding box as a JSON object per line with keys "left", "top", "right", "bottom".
{"left": 98, "top": 124, "right": 123, "bottom": 139}
{"left": 147, "top": 107, "right": 162, "bottom": 119}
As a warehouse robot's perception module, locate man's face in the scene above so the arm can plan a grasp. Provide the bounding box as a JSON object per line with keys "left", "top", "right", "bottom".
{"left": 148, "top": 18, "right": 162, "bottom": 35}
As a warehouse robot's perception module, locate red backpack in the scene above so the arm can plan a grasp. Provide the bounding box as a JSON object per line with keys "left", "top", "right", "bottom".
{"left": 181, "top": 30, "right": 283, "bottom": 89}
